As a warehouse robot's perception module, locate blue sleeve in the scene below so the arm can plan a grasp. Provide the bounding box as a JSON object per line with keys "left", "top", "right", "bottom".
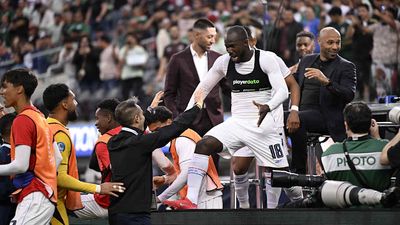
{"left": 0, "top": 146, "right": 11, "bottom": 164}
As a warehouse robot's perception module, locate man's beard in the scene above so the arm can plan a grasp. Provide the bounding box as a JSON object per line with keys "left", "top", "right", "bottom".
{"left": 67, "top": 110, "right": 78, "bottom": 121}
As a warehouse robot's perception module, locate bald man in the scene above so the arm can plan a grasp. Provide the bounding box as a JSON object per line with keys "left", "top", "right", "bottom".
{"left": 163, "top": 25, "right": 290, "bottom": 209}
{"left": 289, "top": 27, "right": 356, "bottom": 174}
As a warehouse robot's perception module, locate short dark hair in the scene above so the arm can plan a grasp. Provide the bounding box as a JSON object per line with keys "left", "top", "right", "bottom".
{"left": 0, "top": 113, "right": 16, "bottom": 138}
{"left": 328, "top": 6, "right": 342, "bottom": 16}
{"left": 343, "top": 102, "right": 372, "bottom": 134}
{"left": 193, "top": 18, "right": 215, "bottom": 30}
{"left": 226, "top": 25, "right": 249, "bottom": 40}
{"left": 63, "top": 36, "right": 75, "bottom": 44}
{"left": 43, "top": 83, "right": 70, "bottom": 112}
{"left": 242, "top": 26, "right": 253, "bottom": 39}
{"left": 97, "top": 98, "right": 120, "bottom": 119}
{"left": 1, "top": 69, "right": 38, "bottom": 98}
{"left": 357, "top": 3, "right": 369, "bottom": 12}
{"left": 125, "top": 32, "right": 137, "bottom": 39}
{"left": 115, "top": 97, "right": 140, "bottom": 127}
{"left": 296, "top": 31, "right": 315, "bottom": 40}
{"left": 169, "top": 22, "right": 179, "bottom": 29}
{"left": 146, "top": 106, "right": 173, "bottom": 124}
{"left": 99, "top": 34, "right": 111, "bottom": 43}
{"left": 386, "top": 6, "right": 398, "bottom": 19}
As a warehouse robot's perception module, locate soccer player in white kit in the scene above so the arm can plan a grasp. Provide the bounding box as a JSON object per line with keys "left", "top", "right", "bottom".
{"left": 231, "top": 26, "right": 306, "bottom": 209}
{"left": 164, "top": 26, "right": 292, "bottom": 209}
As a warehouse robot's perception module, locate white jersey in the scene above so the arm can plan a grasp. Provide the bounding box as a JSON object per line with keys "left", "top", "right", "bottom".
{"left": 187, "top": 50, "right": 289, "bottom": 127}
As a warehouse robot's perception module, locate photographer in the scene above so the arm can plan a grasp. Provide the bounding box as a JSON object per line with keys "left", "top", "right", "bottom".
{"left": 321, "top": 102, "right": 393, "bottom": 192}
{"left": 380, "top": 106, "right": 400, "bottom": 168}
{"left": 274, "top": 103, "right": 398, "bottom": 208}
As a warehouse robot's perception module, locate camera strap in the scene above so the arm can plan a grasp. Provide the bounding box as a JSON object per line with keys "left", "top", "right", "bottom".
{"left": 342, "top": 140, "right": 372, "bottom": 189}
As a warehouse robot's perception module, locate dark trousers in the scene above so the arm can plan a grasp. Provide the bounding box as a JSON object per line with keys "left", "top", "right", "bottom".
{"left": 287, "top": 108, "right": 332, "bottom": 174}
{"left": 0, "top": 203, "right": 16, "bottom": 225}
{"left": 354, "top": 59, "right": 374, "bottom": 100}
{"left": 109, "top": 213, "right": 151, "bottom": 225}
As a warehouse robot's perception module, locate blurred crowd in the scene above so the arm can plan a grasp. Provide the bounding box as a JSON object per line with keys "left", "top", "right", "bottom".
{"left": 0, "top": 0, "right": 399, "bottom": 120}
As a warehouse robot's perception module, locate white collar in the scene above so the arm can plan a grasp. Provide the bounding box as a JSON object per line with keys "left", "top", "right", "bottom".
{"left": 349, "top": 133, "right": 369, "bottom": 140}
{"left": 121, "top": 127, "right": 139, "bottom": 135}
{"left": 190, "top": 44, "right": 207, "bottom": 57}
{"left": 1, "top": 143, "right": 10, "bottom": 148}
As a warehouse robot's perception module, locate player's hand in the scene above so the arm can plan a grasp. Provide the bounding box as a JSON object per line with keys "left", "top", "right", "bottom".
{"left": 287, "top": 111, "right": 300, "bottom": 133}
{"left": 153, "top": 176, "right": 165, "bottom": 190}
{"left": 304, "top": 68, "right": 330, "bottom": 85}
{"left": 370, "top": 119, "right": 380, "bottom": 139}
{"left": 100, "top": 182, "right": 125, "bottom": 197}
{"left": 253, "top": 101, "right": 270, "bottom": 127}
{"left": 194, "top": 89, "right": 205, "bottom": 109}
{"left": 289, "top": 64, "right": 298, "bottom": 75}
{"left": 150, "top": 91, "right": 164, "bottom": 108}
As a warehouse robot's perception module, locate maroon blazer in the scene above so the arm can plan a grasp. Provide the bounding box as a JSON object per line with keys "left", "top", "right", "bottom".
{"left": 164, "top": 47, "right": 229, "bottom": 136}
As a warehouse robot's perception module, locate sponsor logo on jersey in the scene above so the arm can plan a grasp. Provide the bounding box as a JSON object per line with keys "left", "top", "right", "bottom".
{"left": 232, "top": 79, "right": 260, "bottom": 85}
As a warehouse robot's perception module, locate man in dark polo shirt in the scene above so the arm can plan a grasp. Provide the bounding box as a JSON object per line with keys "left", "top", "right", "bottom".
{"left": 289, "top": 27, "right": 357, "bottom": 174}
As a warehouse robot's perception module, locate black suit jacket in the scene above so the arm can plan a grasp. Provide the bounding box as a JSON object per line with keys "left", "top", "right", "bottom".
{"left": 295, "top": 53, "right": 356, "bottom": 140}
{"left": 164, "top": 47, "right": 229, "bottom": 134}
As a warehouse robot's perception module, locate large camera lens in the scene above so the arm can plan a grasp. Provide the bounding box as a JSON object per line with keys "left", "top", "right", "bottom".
{"left": 319, "top": 180, "right": 382, "bottom": 208}
{"left": 388, "top": 106, "right": 400, "bottom": 125}
{"left": 271, "top": 170, "right": 326, "bottom": 188}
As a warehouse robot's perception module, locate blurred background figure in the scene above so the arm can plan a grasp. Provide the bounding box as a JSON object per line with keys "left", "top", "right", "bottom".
{"left": 350, "top": 3, "right": 376, "bottom": 101}
{"left": 117, "top": 32, "right": 148, "bottom": 104}
{"left": 97, "top": 34, "right": 120, "bottom": 96}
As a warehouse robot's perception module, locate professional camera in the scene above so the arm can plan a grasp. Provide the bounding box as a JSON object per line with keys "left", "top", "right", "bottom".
{"left": 271, "top": 170, "right": 326, "bottom": 188}
{"left": 271, "top": 170, "right": 400, "bottom": 208}
{"left": 388, "top": 106, "right": 400, "bottom": 125}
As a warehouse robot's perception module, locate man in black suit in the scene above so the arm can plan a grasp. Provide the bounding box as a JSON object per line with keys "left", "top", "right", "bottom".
{"left": 289, "top": 27, "right": 357, "bottom": 174}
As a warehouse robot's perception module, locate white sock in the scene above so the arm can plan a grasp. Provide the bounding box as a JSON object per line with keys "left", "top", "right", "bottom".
{"left": 186, "top": 153, "right": 209, "bottom": 204}
{"left": 234, "top": 172, "right": 250, "bottom": 208}
{"left": 284, "top": 186, "right": 304, "bottom": 201}
{"left": 265, "top": 172, "right": 281, "bottom": 209}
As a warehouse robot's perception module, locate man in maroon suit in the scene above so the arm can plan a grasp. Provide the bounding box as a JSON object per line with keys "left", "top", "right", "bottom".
{"left": 164, "top": 18, "right": 229, "bottom": 137}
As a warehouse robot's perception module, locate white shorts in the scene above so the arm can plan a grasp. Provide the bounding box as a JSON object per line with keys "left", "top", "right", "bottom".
{"left": 73, "top": 194, "right": 108, "bottom": 219}
{"left": 233, "top": 127, "right": 288, "bottom": 160}
{"left": 10, "top": 192, "right": 55, "bottom": 225}
{"left": 206, "top": 116, "right": 288, "bottom": 168}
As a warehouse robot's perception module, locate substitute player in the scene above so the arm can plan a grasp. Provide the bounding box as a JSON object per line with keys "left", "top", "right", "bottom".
{"left": 148, "top": 106, "right": 223, "bottom": 209}
{"left": 43, "top": 84, "right": 124, "bottom": 225}
{"left": 0, "top": 69, "right": 61, "bottom": 225}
